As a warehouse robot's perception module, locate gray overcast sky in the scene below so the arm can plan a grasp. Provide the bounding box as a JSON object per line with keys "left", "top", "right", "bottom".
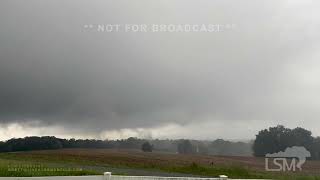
{"left": 0, "top": 0, "right": 320, "bottom": 140}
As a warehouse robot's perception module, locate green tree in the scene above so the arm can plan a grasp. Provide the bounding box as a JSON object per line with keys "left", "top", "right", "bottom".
{"left": 177, "top": 140, "right": 195, "bottom": 154}
{"left": 141, "top": 142, "right": 153, "bottom": 152}
{"left": 253, "top": 125, "right": 314, "bottom": 157}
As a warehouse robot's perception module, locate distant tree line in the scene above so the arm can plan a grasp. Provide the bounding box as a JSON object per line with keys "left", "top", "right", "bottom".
{"left": 3, "top": 125, "right": 319, "bottom": 159}
{"left": 0, "top": 136, "right": 252, "bottom": 156}
{"left": 175, "top": 139, "right": 253, "bottom": 156}
{"left": 253, "top": 125, "right": 320, "bottom": 160}
{"left": 0, "top": 137, "right": 143, "bottom": 152}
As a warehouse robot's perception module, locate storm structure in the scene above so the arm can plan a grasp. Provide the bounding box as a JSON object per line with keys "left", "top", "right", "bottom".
{"left": 0, "top": 0, "right": 319, "bottom": 140}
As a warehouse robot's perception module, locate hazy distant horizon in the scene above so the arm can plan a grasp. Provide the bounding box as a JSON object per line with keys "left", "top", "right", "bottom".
{"left": 0, "top": 132, "right": 255, "bottom": 143}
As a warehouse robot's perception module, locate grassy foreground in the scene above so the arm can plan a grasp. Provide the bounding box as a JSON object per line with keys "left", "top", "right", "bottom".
{"left": 0, "top": 149, "right": 319, "bottom": 179}
{"left": 0, "top": 158, "right": 99, "bottom": 177}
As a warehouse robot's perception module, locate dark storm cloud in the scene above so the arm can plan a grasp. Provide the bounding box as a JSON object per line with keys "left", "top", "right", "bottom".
{"left": 0, "top": 0, "right": 320, "bottom": 137}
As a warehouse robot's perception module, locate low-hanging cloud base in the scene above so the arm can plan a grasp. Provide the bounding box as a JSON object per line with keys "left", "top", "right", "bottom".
{"left": 0, "top": 0, "right": 320, "bottom": 140}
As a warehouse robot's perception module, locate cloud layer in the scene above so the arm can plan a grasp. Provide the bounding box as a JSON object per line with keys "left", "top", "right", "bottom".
{"left": 0, "top": 0, "right": 320, "bottom": 140}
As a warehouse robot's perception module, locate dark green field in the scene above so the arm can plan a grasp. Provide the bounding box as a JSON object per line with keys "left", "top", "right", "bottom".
{"left": 0, "top": 149, "right": 320, "bottom": 180}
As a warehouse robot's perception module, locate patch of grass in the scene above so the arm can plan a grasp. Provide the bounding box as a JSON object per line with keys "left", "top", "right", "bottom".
{"left": 159, "top": 162, "right": 264, "bottom": 179}
{"left": 275, "top": 175, "right": 320, "bottom": 180}
{"left": 0, "top": 169, "right": 98, "bottom": 177}
{"left": 0, "top": 157, "right": 99, "bottom": 177}
{"left": 1, "top": 150, "right": 320, "bottom": 179}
